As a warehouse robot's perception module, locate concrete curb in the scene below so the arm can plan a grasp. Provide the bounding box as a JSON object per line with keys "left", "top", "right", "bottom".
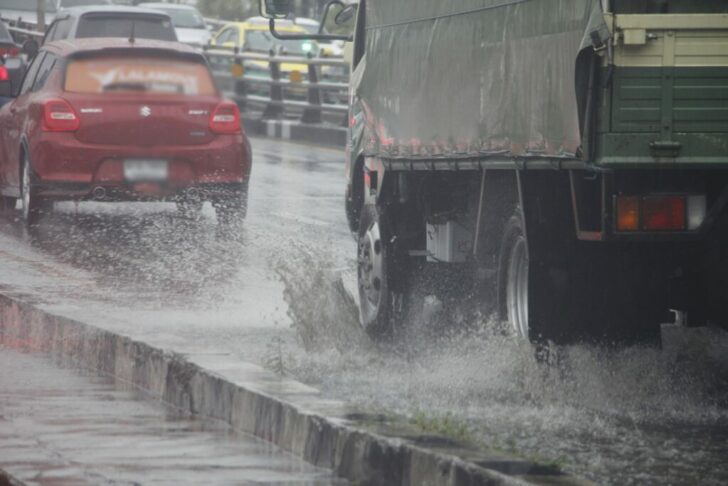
{"left": 243, "top": 117, "right": 347, "bottom": 148}
{"left": 0, "top": 294, "right": 592, "bottom": 486}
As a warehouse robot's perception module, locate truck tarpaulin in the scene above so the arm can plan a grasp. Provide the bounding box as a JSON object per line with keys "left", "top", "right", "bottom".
{"left": 355, "top": 0, "right": 607, "bottom": 161}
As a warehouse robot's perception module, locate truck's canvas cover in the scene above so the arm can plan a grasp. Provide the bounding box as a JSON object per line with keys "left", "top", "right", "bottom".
{"left": 356, "top": 0, "right": 606, "bottom": 160}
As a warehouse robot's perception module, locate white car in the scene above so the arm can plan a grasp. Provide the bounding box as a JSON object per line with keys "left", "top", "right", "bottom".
{"left": 141, "top": 3, "right": 210, "bottom": 49}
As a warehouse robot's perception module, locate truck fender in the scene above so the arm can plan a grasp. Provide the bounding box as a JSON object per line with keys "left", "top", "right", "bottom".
{"left": 345, "top": 153, "right": 365, "bottom": 233}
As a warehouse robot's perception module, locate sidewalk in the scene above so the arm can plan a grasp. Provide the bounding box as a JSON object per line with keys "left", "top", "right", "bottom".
{"left": 0, "top": 346, "right": 344, "bottom": 485}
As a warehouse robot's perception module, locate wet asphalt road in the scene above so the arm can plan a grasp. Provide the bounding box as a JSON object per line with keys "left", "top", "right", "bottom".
{"left": 0, "top": 136, "right": 354, "bottom": 485}
{"left": 0, "top": 136, "right": 355, "bottom": 360}
{"left": 0, "top": 136, "right": 726, "bottom": 485}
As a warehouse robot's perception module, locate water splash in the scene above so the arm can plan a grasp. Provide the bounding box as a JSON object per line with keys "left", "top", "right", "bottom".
{"left": 275, "top": 245, "right": 728, "bottom": 485}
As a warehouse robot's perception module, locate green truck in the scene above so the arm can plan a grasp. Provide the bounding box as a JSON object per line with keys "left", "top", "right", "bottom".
{"left": 263, "top": 0, "right": 728, "bottom": 343}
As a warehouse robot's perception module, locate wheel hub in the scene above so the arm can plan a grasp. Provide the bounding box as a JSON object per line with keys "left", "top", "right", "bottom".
{"left": 507, "top": 236, "right": 529, "bottom": 339}
{"left": 358, "top": 220, "right": 384, "bottom": 313}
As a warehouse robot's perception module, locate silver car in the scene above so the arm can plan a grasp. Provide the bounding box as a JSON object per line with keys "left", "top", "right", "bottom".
{"left": 140, "top": 3, "right": 210, "bottom": 49}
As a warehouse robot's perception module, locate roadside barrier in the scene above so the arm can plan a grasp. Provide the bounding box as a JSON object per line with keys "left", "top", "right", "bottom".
{"left": 204, "top": 46, "right": 349, "bottom": 127}
{"left": 3, "top": 20, "right": 44, "bottom": 42}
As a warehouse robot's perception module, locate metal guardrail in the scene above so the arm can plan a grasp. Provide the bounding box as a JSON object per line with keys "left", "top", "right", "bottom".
{"left": 6, "top": 24, "right": 44, "bottom": 41}
{"left": 204, "top": 47, "right": 350, "bottom": 126}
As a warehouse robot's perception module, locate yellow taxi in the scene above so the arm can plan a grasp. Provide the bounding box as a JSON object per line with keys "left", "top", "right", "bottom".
{"left": 210, "top": 18, "right": 318, "bottom": 84}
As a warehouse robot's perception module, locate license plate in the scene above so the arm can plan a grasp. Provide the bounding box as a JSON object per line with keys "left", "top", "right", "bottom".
{"left": 124, "top": 159, "right": 168, "bottom": 182}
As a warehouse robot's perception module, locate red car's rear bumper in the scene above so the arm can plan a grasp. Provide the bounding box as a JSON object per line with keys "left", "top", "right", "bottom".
{"left": 29, "top": 132, "right": 251, "bottom": 201}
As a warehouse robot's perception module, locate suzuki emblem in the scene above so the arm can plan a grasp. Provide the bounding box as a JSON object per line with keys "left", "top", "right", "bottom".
{"left": 140, "top": 106, "right": 151, "bottom": 117}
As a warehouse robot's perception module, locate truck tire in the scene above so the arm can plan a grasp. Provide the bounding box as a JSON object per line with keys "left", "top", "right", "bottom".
{"left": 497, "top": 208, "right": 669, "bottom": 345}
{"left": 357, "top": 204, "right": 409, "bottom": 339}
{"left": 496, "top": 207, "right": 606, "bottom": 344}
{"left": 498, "top": 210, "right": 530, "bottom": 339}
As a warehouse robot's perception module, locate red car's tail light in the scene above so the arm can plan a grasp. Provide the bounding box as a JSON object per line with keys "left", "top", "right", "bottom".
{"left": 209, "top": 102, "right": 241, "bottom": 134}
{"left": 0, "top": 66, "right": 8, "bottom": 81}
{"left": 43, "top": 99, "right": 80, "bottom": 132}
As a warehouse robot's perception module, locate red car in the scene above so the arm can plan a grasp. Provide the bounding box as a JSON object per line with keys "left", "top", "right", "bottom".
{"left": 0, "top": 38, "right": 251, "bottom": 225}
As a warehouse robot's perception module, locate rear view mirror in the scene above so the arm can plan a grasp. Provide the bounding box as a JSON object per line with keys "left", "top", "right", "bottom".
{"left": 335, "top": 5, "right": 357, "bottom": 26}
{"left": 319, "top": 1, "right": 344, "bottom": 33}
{"left": 261, "top": 0, "right": 354, "bottom": 42}
{"left": 22, "top": 39, "right": 39, "bottom": 59}
{"left": 320, "top": 1, "right": 356, "bottom": 37}
{"left": 260, "top": 0, "right": 293, "bottom": 20}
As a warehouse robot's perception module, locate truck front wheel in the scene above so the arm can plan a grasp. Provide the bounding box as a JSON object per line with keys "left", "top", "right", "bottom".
{"left": 357, "top": 205, "right": 408, "bottom": 339}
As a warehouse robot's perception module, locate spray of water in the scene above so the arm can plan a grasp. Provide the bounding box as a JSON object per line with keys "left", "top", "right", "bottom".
{"left": 17, "top": 202, "right": 728, "bottom": 485}
{"left": 274, "top": 245, "right": 728, "bottom": 485}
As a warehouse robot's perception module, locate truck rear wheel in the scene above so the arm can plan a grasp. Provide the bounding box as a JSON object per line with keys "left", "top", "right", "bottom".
{"left": 357, "top": 205, "right": 409, "bottom": 339}
{"left": 498, "top": 210, "right": 531, "bottom": 339}
{"left": 496, "top": 207, "right": 614, "bottom": 344}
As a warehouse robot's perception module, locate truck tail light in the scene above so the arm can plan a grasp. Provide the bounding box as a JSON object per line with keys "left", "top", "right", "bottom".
{"left": 43, "top": 99, "right": 80, "bottom": 132}
{"left": 642, "top": 196, "right": 685, "bottom": 231}
{"left": 616, "top": 196, "right": 639, "bottom": 231}
{"left": 616, "top": 195, "right": 706, "bottom": 232}
{"left": 209, "top": 101, "right": 241, "bottom": 134}
{"left": 0, "top": 66, "right": 8, "bottom": 81}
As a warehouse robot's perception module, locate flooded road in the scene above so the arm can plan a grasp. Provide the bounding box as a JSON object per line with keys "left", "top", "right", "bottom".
{"left": 0, "top": 137, "right": 726, "bottom": 484}
{"left": 0, "top": 345, "right": 344, "bottom": 485}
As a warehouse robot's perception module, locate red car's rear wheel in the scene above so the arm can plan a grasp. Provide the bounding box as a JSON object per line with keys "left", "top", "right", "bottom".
{"left": 21, "top": 153, "right": 50, "bottom": 226}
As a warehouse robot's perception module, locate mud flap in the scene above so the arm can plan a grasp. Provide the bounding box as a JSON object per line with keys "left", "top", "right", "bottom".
{"left": 517, "top": 171, "right": 579, "bottom": 343}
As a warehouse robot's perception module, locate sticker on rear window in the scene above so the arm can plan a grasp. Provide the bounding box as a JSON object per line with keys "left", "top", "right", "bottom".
{"left": 65, "top": 57, "right": 216, "bottom": 96}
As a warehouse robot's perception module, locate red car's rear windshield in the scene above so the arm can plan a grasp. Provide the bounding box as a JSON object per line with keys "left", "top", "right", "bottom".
{"left": 64, "top": 54, "right": 216, "bottom": 96}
